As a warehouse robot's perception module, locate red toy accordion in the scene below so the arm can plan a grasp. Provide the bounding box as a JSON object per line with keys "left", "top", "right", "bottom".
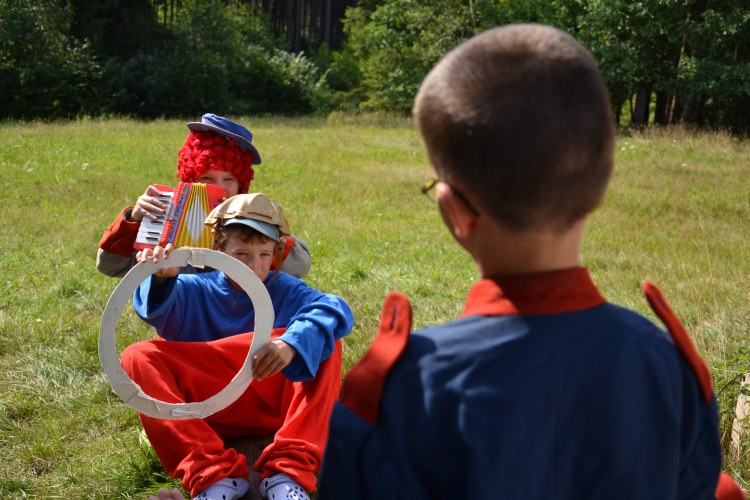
{"left": 134, "top": 183, "right": 226, "bottom": 251}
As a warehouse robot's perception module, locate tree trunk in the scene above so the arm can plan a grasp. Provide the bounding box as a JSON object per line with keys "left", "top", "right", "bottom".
{"left": 295, "top": 0, "right": 303, "bottom": 52}
{"left": 631, "top": 88, "right": 651, "bottom": 127}
{"left": 285, "top": 0, "right": 294, "bottom": 50}
{"left": 323, "top": 0, "right": 331, "bottom": 45}
{"left": 654, "top": 91, "right": 671, "bottom": 125}
{"left": 680, "top": 95, "right": 706, "bottom": 127}
{"left": 610, "top": 95, "right": 624, "bottom": 127}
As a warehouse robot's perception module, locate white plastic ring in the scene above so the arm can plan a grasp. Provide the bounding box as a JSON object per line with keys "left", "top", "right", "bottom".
{"left": 99, "top": 248, "right": 274, "bottom": 420}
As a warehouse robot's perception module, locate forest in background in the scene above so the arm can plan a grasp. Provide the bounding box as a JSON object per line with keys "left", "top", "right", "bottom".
{"left": 1, "top": 0, "right": 749, "bottom": 134}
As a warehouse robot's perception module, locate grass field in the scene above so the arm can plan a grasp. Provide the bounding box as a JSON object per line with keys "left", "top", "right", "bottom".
{"left": 0, "top": 117, "right": 748, "bottom": 497}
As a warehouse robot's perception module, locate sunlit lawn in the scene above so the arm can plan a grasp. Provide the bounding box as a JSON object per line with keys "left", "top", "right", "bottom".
{"left": 0, "top": 117, "right": 748, "bottom": 496}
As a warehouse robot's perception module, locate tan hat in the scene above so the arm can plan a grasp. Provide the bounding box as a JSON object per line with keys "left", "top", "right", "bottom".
{"left": 205, "top": 193, "right": 291, "bottom": 238}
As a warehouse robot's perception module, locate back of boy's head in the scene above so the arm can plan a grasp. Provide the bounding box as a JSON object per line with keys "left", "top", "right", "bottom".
{"left": 414, "top": 24, "right": 614, "bottom": 232}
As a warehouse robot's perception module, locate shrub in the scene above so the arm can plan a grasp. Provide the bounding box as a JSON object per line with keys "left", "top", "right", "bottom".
{"left": 0, "top": 0, "right": 101, "bottom": 119}
{"left": 102, "top": 0, "right": 331, "bottom": 117}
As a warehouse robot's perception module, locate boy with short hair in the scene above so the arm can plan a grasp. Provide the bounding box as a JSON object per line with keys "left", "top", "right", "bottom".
{"left": 318, "top": 24, "right": 744, "bottom": 499}
{"left": 97, "top": 113, "right": 311, "bottom": 279}
{"left": 122, "top": 193, "right": 353, "bottom": 500}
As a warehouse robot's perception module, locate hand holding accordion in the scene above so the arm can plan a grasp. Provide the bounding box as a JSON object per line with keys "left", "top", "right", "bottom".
{"left": 134, "top": 183, "right": 226, "bottom": 251}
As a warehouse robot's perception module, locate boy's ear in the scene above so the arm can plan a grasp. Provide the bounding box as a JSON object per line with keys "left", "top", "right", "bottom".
{"left": 436, "top": 182, "right": 477, "bottom": 239}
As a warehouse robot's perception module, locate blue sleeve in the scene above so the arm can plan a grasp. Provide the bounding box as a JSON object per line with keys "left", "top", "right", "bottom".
{"left": 319, "top": 404, "right": 421, "bottom": 500}
{"left": 677, "top": 396, "right": 723, "bottom": 499}
{"left": 279, "top": 293, "right": 354, "bottom": 381}
{"left": 132, "top": 275, "right": 186, "bottom": 340}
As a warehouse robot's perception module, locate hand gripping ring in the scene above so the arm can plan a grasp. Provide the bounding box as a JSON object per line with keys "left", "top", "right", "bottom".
{"left": 98, "top": 248, "right": 274, "bottom": 420}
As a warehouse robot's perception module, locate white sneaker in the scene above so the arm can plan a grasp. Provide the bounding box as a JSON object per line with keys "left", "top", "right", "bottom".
{"left": 193, "top": 477, "right": 250, "bottom": 500}
{"left": 259, "top": 473, "right": 309, "bottom": 500}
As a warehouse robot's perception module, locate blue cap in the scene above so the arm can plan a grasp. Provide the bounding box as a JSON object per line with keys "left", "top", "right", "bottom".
{"left": 222, "top": 217, "right": 280, "bottom": 242}
{"left": 187, "top": 113, "right": 261, "bottom": 164}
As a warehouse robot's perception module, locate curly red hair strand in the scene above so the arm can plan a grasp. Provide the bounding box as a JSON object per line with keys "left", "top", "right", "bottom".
{"left": 176, "top": 130, "right": 255, "bottom": 193}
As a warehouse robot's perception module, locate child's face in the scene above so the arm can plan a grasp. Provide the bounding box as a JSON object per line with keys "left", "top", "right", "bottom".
{"left": 198, "top": 169, "right": 241, "bottom": 197}
{"left": 222, "top": 233, "right": 276, "bottom": 281}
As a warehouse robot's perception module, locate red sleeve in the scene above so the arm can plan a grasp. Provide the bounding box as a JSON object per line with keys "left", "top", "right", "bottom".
{"left": 98, "top": 207, "right": 139, "bottom": 257}
{"left": 716, "top": 472, "right": 745, "bottom": 500}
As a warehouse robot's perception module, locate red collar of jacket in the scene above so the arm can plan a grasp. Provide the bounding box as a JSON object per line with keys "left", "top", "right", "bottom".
{"left": 461, "top": 267, "right": 606, "bottom": 317}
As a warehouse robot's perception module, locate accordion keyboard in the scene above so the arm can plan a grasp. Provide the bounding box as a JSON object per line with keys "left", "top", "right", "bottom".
{"left": 135, "top": 190, "right": 175, "bottom": 247}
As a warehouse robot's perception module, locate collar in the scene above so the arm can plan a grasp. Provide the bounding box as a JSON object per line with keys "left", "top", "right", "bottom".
{"left": 461, "top": 267, "right": 606, "bottom": 317}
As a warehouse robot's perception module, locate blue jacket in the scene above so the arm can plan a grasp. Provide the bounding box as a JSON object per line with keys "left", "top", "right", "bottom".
{"left": 133, "top": 270, "right": 354, "bottom": 381}
{"left": 319, "top": 268, "right": 722, "bottom": 499}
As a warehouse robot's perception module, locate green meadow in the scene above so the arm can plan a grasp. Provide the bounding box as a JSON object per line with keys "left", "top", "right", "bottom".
{"left": 0, "top": 117, "right": 748, "bottom": 497}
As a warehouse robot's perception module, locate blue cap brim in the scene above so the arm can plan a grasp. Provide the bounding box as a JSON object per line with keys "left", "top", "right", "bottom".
{"left": 222, "top": 217, "right": 279, "bottom": 241}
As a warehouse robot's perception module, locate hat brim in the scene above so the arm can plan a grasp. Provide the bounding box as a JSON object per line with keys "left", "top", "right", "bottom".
{"left": 187, "top": 122, "right": 262, "bottom": 164}
{"left": 222, "top": 217, "right": 279, "bottom": 242}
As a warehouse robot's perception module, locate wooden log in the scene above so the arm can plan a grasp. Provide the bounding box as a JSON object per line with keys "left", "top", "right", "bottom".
{"left": 224, "top": 433, "right": 276, "bottom": 500}
{"left": 730, "top": 372, "right": 750, "bottom": 460}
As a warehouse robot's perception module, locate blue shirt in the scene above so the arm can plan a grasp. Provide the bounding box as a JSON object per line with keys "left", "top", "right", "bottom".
{"left": 133, "top": 270, "right": 354, "bottom": 381}
{"left": 319, "top": 269, "right": 722, "bottom": 499}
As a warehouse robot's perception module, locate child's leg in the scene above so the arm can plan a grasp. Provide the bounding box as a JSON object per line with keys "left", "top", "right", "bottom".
{"left": 121, "top": 333, "right": 285, "bottom": 497}
{"left": 253, "top": 340, "right": 343, "bottom": 493}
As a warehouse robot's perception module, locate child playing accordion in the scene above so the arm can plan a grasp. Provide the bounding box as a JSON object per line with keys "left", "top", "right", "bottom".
{"left": 96, "top": 113, "right": 311, "bottom": 279}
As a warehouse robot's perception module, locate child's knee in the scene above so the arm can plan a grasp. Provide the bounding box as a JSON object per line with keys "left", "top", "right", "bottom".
{"left": 121, "top": 341, "right": 158, "bottom": 376}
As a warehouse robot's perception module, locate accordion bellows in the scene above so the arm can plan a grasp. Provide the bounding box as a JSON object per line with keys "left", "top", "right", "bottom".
{"left": 205, "top": 193, "right": 291, "bottom": 237}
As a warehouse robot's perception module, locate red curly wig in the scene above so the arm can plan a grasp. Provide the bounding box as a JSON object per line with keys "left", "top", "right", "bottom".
{"left": 176, "top": 130, "right": 255, "bottom": 194}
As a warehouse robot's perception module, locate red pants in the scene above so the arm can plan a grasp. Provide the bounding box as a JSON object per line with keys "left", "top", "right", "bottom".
{"left": 120, "top": 331, "right": 342, "bottom": 496}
